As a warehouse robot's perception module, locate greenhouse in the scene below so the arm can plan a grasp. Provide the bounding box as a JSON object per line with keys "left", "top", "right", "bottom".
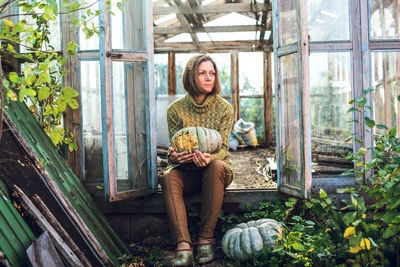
{"left": 0, "top": 0, "right": 400, "bottom": 265}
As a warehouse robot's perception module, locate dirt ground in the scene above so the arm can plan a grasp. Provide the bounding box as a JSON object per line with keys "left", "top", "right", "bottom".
{"left": 227, "top": 146, "right": 277, "bottom": 189}
{"left": 157, "top": 146, "right": 277, "bottom": 190}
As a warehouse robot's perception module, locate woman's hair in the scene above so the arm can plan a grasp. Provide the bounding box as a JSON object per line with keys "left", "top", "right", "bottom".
{"left": 182, "top": 54, "right": 221, "bottom": 96}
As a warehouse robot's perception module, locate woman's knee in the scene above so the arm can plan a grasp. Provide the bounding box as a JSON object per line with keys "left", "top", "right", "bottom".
{"left": 206, "top": 160, "right": 233, "bottom": 187}
{"left": 161, "top": 169, "right": 182, "bottom": 189}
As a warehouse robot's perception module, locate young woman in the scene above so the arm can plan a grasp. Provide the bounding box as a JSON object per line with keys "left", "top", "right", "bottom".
{"left": 160, "top": 54, "right": 234, "bottom": 266}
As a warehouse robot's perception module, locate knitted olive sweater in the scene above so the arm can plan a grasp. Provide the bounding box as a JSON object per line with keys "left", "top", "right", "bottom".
{"left": 167, "top": 93, "right": 234, "bottom": 170}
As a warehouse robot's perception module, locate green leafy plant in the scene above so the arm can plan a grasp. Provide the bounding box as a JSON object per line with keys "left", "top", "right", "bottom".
{"left": 340, "top": 88, "right": 400, "bottom": 266}
{"left": 0, "top": 0, "right": 111, "bottom": 150}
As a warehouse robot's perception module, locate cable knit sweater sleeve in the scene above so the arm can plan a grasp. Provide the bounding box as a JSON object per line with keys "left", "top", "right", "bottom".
{"left": 166, "top": 106, "right": 182, "bottom": 144}
{"left": 210, "top": 103, "right": 233, "bottom": 162}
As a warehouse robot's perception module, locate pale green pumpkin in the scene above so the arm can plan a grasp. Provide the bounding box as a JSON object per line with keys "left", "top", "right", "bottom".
{"left": 171, "top": 127, "right": 222, "bottom": 154}
{"left": 221, "top": 219, "right": 282, "bottom": 261}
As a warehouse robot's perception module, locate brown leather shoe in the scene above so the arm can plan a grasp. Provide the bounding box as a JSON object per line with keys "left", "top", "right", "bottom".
{"left": 196, "top": 241, "right": 215, "bottom": 264}
{"left": 171, "top": 248, "right": 193, "bottom": 266}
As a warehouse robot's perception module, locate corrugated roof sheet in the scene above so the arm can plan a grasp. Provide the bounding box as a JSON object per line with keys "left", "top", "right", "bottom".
{"left": 4, "top": 100, "right": 130, "bottom": 265}
{"left": 0, "top": 179, "right": 35, "bottom": 267}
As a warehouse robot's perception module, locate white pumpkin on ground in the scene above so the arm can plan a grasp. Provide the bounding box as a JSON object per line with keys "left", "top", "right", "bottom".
{"left": 221, "top": 218, "right": 282, "bottom": 261}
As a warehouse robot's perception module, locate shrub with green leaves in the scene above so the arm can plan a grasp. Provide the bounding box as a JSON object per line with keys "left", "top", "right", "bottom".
{"left": 0, "top": 0, "right": 111, "bottom": 150}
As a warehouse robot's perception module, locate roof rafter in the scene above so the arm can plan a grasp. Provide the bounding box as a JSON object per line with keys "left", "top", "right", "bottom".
{"left": 154, "top": 25, "right": 270, "bottom": 34}
{"left": 153, "top": 2, "right": 271, "bottom": 15}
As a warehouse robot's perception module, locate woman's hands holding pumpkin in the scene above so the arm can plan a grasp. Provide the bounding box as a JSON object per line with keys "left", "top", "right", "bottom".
{"left": 193, "top": 150, "right": 211, "bottom": 167}
{"left": 168, "top": 147, "right": 194, "bottom": 164}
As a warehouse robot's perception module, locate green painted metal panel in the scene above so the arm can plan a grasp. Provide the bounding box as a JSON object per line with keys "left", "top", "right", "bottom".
{"left": 0, "top": 178, "right": 35, "bottom": 267}
{"left": 5, "top": 100, "right": 130, "bottom": 265}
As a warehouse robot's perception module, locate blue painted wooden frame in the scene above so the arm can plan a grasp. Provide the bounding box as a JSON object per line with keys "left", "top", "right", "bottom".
{"left": 98, "top": 0, "right": 156, "bottom": 201}
{"left": 272, "top": 0, "right": 311, "bottom": 199}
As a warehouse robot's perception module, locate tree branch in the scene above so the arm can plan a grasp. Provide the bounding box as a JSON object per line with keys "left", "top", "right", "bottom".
{"left": 0, "top": 0, "right": 99, "bottom": 20}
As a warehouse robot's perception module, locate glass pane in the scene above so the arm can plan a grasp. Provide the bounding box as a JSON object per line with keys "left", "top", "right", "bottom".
{"left": 112, "top": 62, "right": 129, "bottom": 181}
{"left": 278, "top": 0, "right": 298, "bottom": 46}
{"left": 309, "top": 52, "right": 353, "bottom": 175}
{"left": 239, "top": 52, "right": 263, "bottom": 95}
{"left": 111, "top": 0, "right": 145, "bottom": 50}
{"left": 154, "top": 54, "right": 168, "bottom": 96}
{"left": 112, "top": 62, "right": 150, "bottom": 192}
{"left": 79, "top": 2, "right": 99, "bottom": 50}
{"left": 176, "top": 53, "right": 231, "bottom": 96}
{"left": 80, "top": 61, "right": 103, "bottom": 180}
{"left": 370, "top": 0, "right": 400, "bottom": 39}
{"left": 371, "top": 52, "right": 400, "bottom": 136}
{"left": 308, "top": 0, "right": 350, "bottom": 41}
{"left": 210, "top": 53, "right": 231, "bottom": 96}
{"left": 240, "top": 98, "right": 264, "bottom": 140}
{"left": 176, "top": 53, "right": 197, "bottom": 95}
{"left": 279, "top": 53, "right": 302, "bottom": 188}
{"left": 20, "top": 4, "right": 61, "bottom": 52}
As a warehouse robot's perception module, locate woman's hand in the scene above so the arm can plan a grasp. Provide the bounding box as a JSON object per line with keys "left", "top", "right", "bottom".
{"left": 193, "top": 150, "right": 211, "bottom": 167}
{"left": 168, "top": 147, "right": 194, "bottom": 164}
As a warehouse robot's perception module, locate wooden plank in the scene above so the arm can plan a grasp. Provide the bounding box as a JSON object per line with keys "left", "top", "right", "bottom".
{"left": 146, "top": 0, "right": 158, "bottom": 193}
{"left": 3, "top": 106, "right": 126, "bottom": 264}
{"left": 369, "top": 41, "right": 400, "bottom": 50}
{"left": 383, "top": 53, "right": 392, "bottom": 130}
{"left": 168, "top": 52, "right": 176, "bottom": 95}
{"left": 78, "top": 51, "right": 100, "bottom": 60}
{"left": 351, "top": 0, "right": 364, "bottom": 167}
{"left": 154, "top": 25, "right": 269, "bottom": 34}
{"left": 61, "top": 2, "right": 83, "bottom": 181}
{"left": 103, "top": 2, "right": 116, "bottom": 202}
{"left": 264, "top": 52, "right": 273, "bottom": 146}
{"left": 32, "top": 194, "right": 92, "bottom": 267}
{"left": 360, "top": 0, "right": 372, "bottom": 161}
{"left": 259, "top": 0, "right": 270, "bottom": 42}
{"left": 153, "top": 3, "right": 271, "bottom": 15}
{"left": 300, "top": 0, "right": 311, "bottom": 199}
{"left": 37, "top": 170, "right": 114, "bottom": 265}
{"left": 170, "top": 0, "right": 202, "bottom": 49}
{"left": 310, "top": 42, "right": 352, "bottom": 51}
{"left": 155, "top": 42, "right": 272, "bottom": 53}
{"left": 105, "top": 52, "right": 147, "bottom": 62}
{"left": 231, "top": 51, "right": 240, "bottom": 121}
{"left": 12, "top": 185, "right": 84, "bottom": 267}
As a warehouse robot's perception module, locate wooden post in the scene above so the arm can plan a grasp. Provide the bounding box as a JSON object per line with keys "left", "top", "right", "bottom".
{"left": 383, "top": 54, "right": 392, "bottom": 131}
{"left": 394, "top": 0, "right": 400, "bottom": 136}
{"left": 231, "top": 51, "right": 240, "bottom": 121}
{"left": 61, "top": 1, "right": 83, "bottom": 182}
{"left": 264, "top": 51, "right": 273, "bottom": 146}
{"left": 168, "top": 52, "right": 177, "bottom": 95}
{"left": 32, "top": 194, "right": 92, "bottom": 267}
{"left": 12, "top": 185, "right": 84, "bottom": 267}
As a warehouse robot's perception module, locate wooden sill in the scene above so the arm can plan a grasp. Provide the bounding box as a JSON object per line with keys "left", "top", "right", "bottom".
{"left": 85, "top": 177, "right": 356, "bottom": 214}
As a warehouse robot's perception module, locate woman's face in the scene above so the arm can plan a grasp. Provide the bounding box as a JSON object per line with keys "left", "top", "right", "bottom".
{"left": 196, "top": 60, "right": 215, "bottom": 95}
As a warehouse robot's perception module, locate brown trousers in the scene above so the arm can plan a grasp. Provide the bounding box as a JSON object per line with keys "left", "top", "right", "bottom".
{"left": 160, "top": 160, "right": 233, "bottom": 244}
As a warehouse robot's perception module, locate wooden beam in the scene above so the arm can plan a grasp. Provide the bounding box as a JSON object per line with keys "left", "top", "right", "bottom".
{"left": 155, "top": 40, "right": 272, "bottom": 53}
{"left": 32, "top": 194, "right": 92, "bottom": 267}
{"left": 168, "top": 52, "right": 176, "bottom": 95}
{"left": 259, "top": 0, "right": 270, "bottom": 42}
{"left": 153, "top": 3, "right": 271, "bottom": 15}
{"left": 62, "top": 0, "right": 83, "bottom": 181}
{"left": 170, "top": 0, "right": 202, "bottom": 49}
{"left": 231, "top": 51, "right": 240, "bottom": 121}
{"left": 264, "top": 51, "right": 273, "bottom": 146}
{"left": 12, "top": 185, "right": 84, "bottom": 267}
{"left": 154, "top": 25, "right": 269, "bottom": 34}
